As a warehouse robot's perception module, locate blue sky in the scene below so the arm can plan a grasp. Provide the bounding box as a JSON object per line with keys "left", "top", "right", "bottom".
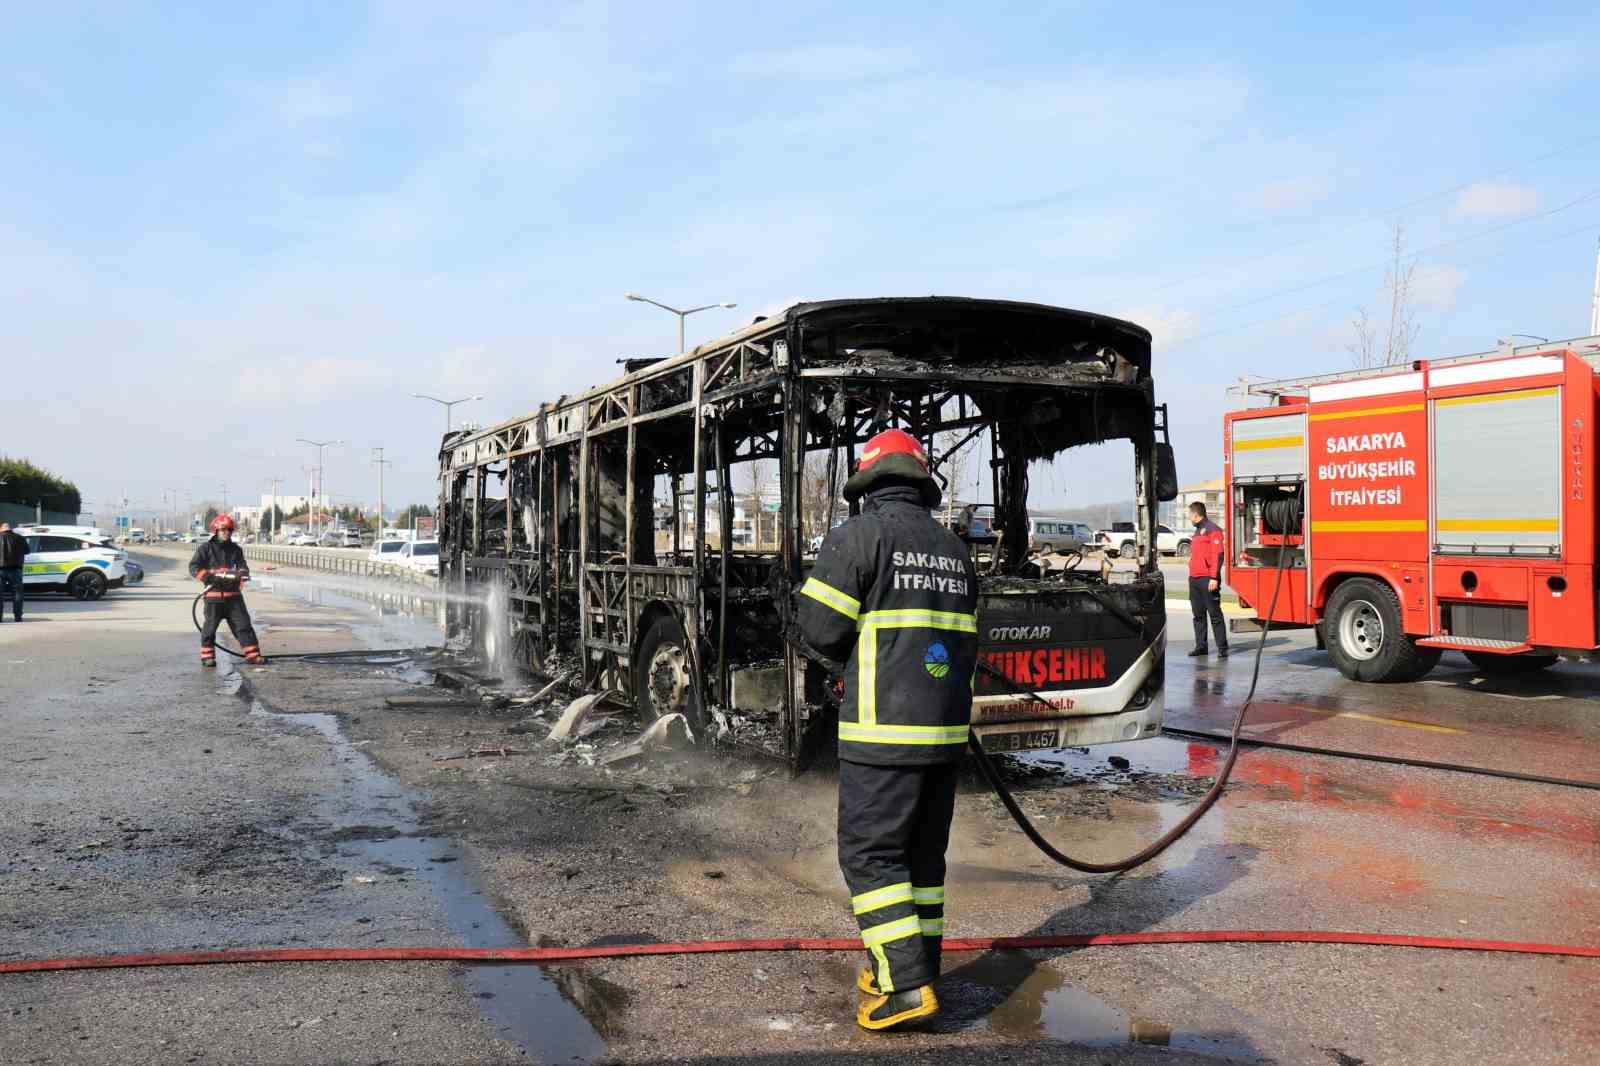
{"left": 6, "top": 2, "right": 1599, "bottom": 521}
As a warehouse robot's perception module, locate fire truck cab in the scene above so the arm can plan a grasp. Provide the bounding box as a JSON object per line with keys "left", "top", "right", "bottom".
{"left": 1225, "top": 335, "right": 1600, "bottom": 681}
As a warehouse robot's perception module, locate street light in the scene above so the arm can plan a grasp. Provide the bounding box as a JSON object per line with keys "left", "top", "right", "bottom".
{"left": 625, "top": 293, "right": 737, "bottom": 354}
{"left": 412, "top": 394, "right": 482, "bottom": 435}
{"left": 297, "top": 438, "right": 343, "bottom": 539}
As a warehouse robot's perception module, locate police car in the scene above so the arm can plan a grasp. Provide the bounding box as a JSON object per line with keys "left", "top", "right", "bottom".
{"left": 14, "top": 525, "right": 128, "bottom": 600}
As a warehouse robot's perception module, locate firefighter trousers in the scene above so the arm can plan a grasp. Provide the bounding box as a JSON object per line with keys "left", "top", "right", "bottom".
{"left": 200, "top": 597, "right": 260, "bottom": 660}
{"left": 837, "top": 759, "right": 958, "bottom": 993}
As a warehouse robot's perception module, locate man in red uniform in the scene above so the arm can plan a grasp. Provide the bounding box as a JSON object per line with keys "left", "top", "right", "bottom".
{"left": 1187, "top": 501, "right": 1228, "bottom": 658}
{"left": 797, "top": 429, "right": 980, "bottom": 1031}
{"left": 188, "top": 514, "right": 264, "bottom": 667}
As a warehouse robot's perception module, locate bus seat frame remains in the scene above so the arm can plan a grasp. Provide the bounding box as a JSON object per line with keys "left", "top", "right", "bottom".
{"left": 1226, "top": 333, "right": 1600, "bottom": 682}
{"left": 437, "top": 297, "right": 1177, "bottom": 768}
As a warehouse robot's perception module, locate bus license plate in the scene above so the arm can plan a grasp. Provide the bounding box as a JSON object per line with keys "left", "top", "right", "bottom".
{"left": 981, "top": 729, "right": 1058, "bottom": 754}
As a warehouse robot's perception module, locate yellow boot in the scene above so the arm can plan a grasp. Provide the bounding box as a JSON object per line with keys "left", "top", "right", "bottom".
{"left": 857, "top": 985, "right": 938, "bottom": 1031}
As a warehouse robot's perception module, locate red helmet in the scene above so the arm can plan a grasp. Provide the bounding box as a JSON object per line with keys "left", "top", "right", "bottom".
{"left": 209, "top": 514, "right": 236, "bottom": 534}
{"left": 844, "top": 428, "right": 940, "bottom": 507}
{"left": 857, "top": 429, "right": 929, "bottom": 474}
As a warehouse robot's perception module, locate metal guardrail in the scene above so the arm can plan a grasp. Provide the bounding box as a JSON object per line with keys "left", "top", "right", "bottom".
{"left": 137, "top": 542, "right": 436, "bottom": 587}
{"left": 242, "top": 545, "right": 436, "bottom": 586}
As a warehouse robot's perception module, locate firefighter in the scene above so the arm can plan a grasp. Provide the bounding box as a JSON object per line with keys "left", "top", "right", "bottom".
{"left": 1186, "top": 500, "right": 1228, "bottom": 658}
{"left": 188, "top": 514, "right": 264, "bottom": 667}
{"left": 797, "top": 428, "right": 980, "bottom": 1031}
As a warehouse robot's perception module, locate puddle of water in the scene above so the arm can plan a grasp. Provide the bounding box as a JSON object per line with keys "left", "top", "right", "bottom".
{"left": 245, "top": 691, "right": 609, "bottom": 1063}
{"left": 256, "top": 576, "right": 448, "bottom": 652}
{"left": 954, "top": 949, "right": 1266, "bottom": 1060}
{"left": 1017, "top": 736, "right": 1202, "bottom": 777}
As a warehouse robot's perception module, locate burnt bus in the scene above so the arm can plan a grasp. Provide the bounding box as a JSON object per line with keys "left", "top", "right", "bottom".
{"left": 437, "top": 297, "right": 1175, "bottom": 767}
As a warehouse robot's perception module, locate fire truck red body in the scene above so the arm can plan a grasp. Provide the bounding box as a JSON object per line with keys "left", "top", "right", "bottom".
{"left": 1224, "top": 335, "right": 1600, "bottom": 681}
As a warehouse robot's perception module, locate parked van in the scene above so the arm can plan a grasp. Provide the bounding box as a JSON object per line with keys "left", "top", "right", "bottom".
{"left": 1028, "top": 517, "right": 1094, "bottom": 554}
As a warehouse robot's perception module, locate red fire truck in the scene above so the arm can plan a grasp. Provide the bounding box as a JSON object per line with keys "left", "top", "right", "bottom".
{"left": 1224, "top": 334, "right": 1600, "bottom": 681}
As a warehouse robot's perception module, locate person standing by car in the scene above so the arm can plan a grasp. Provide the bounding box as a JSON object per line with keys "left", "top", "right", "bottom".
{"left": 0, "top": 522, "right": 28, "bottom": 622}
{"left": 1187, "top": 500, "right": 1228, "bottom": 658}
{"left": 188, "top": 514, "right": 264, "bottom": 667}
{"left": 797, "top": 429, "right": 980, "bottom": 1032}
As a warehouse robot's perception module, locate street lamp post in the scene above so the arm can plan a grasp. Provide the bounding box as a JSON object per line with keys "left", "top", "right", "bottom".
{"left": 412, "top": 394, "right": 482, "bottom": 436}
{"left": 297, "top": 438, "right": 343, "bottom": 540}
{"left": 625, "top": 293, "right": 737, "bottom": 354}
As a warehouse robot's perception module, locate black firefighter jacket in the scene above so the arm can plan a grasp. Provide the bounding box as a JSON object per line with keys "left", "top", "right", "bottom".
{"left": 188, "top": 537, "right": 251, "bottom": 599}
{"left": 798, "top": 484, "right": 980, "bottom": 766}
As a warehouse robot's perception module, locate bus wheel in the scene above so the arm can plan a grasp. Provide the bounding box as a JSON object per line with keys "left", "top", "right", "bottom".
{"left": 633, "top": 613, "right": 705, "bottom": 732}
{"left": 1325, "top": 578, "right": 1437, "bottom": 682}
{"left": 1464, "top": 651, "right": 1558, "bottom": 674}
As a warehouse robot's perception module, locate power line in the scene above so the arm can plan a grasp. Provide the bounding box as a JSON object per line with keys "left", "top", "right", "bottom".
{"left": 1178, "top": 187, "right": 1600, "bottom": 326}
{"left": 1134, "top": 131, "right": 1600, "bottom": 300}
{"left": 1163, "top": 217, "right": 1600, "bottom": 353}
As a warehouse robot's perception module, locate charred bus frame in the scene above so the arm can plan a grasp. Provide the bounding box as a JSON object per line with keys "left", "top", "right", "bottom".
{"left": 438, "top": 297, "right": 1175, "bottom": 768}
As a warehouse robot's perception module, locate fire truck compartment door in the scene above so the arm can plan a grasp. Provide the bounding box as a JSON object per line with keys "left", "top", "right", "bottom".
{"left": 1433, "top": 387, "right": 1561, "bottom": 555}
{"left": 1232, "top": 412, "right": 1307, "bottom": 480}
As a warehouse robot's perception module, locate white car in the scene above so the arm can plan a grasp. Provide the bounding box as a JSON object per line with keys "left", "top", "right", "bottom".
{"left": 368, "top": 539, "right": 407, "bottom": 565}
{"left": 396, "top": 538, "right": 440, "bottom": 576}
{"left": 286, "top": 533, "right": 317, "bottom": 546}
{"left": 14, "top": 525, "right": 127, "bottom": 600}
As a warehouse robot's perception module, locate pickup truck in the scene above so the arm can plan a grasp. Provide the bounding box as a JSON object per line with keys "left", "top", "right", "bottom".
{"left": 1094, "top": 521, "right": 1191, "bottom": 559}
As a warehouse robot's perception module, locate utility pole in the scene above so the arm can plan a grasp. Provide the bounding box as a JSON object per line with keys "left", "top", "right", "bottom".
{"left": 1590, "top": 237, "right": 1599, "bottom": 337}
{"left": 371, "top": 448, "right": 392, "bottom": 540}
{"left": 267, "top": 477, "right": 282, "bottom": 544}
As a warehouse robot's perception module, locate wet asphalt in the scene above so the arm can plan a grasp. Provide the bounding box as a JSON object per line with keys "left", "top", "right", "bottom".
{"left": 2, "top": 548, "right": 1596, "bottom": 1065}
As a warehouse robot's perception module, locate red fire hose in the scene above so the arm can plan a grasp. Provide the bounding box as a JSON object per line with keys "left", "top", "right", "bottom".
{"left": 4, "top": 929, "right": 1595, "bottom": 975}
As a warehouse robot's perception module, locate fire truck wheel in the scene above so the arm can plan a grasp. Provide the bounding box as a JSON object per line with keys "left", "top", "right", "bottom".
{"left": 1325, "top": 578, "right": 1436, "bottom": 682}
{"left": 1463, "top": 650, "right": 1558, "bottom": 674}
{"left": 633, "top": 613, "right": 705, "bottom": 732}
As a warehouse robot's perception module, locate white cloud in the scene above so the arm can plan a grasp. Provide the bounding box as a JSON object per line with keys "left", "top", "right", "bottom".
{"left": 1114, "top": 306, "right": 1200, "bottom": 349}
{"left": 1245, "top": 177, "right": 1328, "bottom": 213}
{"left": 1455, "top": 181, "right": 1540, "bottom": 217}
{"left": 1410, "top": 264, "right": 1466, "bottom": 309}
{"left": 234, "top": 356, "right": 390, "bottom": 406}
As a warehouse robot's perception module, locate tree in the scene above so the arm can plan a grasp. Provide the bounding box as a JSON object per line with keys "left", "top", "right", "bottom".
{"left": 801, "top": 449, "right": 845, "bottom": 541}
{"left": 0, "top": 456, "right": 82, "bottom": 514}
{"left": 396, "top": 503, "right": 434, "bottom": 529}
{"left": 741, "top": 460, "right": 775, "bottom": 548}
{"left": 934, "top": 429, "right": 978, "bottom": 517}
{"left": 1349, "top": 224, "right": 1421, "bottom": 369}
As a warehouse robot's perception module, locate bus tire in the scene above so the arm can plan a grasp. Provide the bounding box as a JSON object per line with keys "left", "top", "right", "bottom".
{"left": 632, "top": 612, "right": 705, "bottom": 733}
{"left": 1464, "top": 651, "right": 1558, "bottom": 674}
{"left": 1325, "top": 578, "right": 1436, "bottom": 682}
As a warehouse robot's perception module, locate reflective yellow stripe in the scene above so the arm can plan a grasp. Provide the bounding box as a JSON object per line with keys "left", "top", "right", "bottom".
{"left": 912, "top": 886, "right": 944, "bottom": 906}
{"left": 858, "top": 625, "right": 877, "bottom": 725}
{"left": 839, "top": 722, "right": 970, "bottom": 745}
{"left": 1436, "top": 518, "right": 1558, "bottom": 533}
{"left": 800, "top": 577, "right": 860, "bottom": 620}
{"left": 1435, "top": 386, "right": 1558, "bottom": 408}
{"left": 1234, "top": 435, "right": 1303, "bottom": 451}
{"left": 858, "top": 608, "right": 976, "bottom": 632}
{"left": 1310, "top": 520, "right": 1427, "bottom": 533}
{"left": 920, "top": 917, "right": 944, "bottom": 936}
{"left": 860, "top": 913, "right": 922, "bottom": 948}
{"left": 1309, "top": 402, "right": 1424, "bottom": 422}
{"left": 870, "top": 944, "right": 894, "bottom": 993}
{"left": 852, "top": 882, "right": 914, "bottom": 916}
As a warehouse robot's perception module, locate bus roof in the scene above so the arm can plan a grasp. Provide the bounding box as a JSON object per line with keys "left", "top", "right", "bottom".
{"left": 447, "top": 296, "right": 1153, "bottom": 453}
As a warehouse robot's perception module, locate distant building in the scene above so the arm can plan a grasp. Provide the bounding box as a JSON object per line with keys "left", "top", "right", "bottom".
{"left": 260, "top": 493, "right": 311, "bottom": 514}
{"left": 1165, "top": 478, "right": 1225, "bottom": 528}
